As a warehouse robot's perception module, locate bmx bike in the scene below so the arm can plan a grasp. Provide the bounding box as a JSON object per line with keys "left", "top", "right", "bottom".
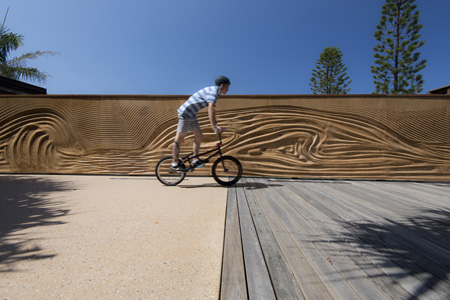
{"left": 155, "top": 131, "right": 242, "bottom": 186}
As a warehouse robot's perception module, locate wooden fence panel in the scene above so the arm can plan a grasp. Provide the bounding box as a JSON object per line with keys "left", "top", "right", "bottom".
{"left": 0, "top": 94, "right": 449, "bottom": 181}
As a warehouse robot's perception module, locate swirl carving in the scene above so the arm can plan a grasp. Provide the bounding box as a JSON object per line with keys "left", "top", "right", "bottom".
{"left": 0, "top": 95, "right": 449, "bottom": 181}
{"left": 213, "top": 106, "right": 450, "bottom": 180}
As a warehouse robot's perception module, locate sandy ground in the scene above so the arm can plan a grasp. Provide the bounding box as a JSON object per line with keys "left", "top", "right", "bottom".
{"left": 0, "top": 174, "right": 228, "bottom": 299}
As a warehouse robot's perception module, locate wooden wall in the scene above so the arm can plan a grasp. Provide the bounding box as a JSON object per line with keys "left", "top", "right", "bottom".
{"left": 1, "top": 94, "right": 449, "bottom": 181}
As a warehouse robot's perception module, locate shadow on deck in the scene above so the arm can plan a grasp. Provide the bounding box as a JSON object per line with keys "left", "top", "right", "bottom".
{"left": 220, "top": 177, "right": 450, "bottom": 300}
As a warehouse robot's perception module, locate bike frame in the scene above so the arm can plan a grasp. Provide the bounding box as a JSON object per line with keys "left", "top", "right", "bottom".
{"left": 180, "top": 133, "right": 227, "bottom": 171}
{"left": 156, "top": 130, "right": 241, "bottom": 187}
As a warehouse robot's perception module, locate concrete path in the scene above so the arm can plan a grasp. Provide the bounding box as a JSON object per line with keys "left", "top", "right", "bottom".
{"left": 0, "top": 174, "right": 228, "bottom": 299}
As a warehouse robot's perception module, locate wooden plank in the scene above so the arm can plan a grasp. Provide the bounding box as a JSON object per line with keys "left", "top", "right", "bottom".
{"left": 288, "top": 182, "right": 420, "bottom": 300}
{"left": 245, "top": 178, "right": 303, "bottom": 299}
{"left": 362, "top": 181, "right": 449, "bottom": 209}
{"left": 256, "top": 180, "right": 337, "bottom": 300}
{"left": 222, "top": 178, "right": 450, "bottom": 300}
{"left": 271, "top": 181, "right": 387, "bottom": 300}
{"left": 220, "top": 185, "right": 247, "bottom": 299}
{"left": 279, "top": 181, "right": 398, "bottom": 300}
{"left": 284, "top": 180, "right": 450, "bottom": 299}
{"left": 262, "top": 181, "right": 355, "bottom": 300}
{"left": 236, "top": 179, "right": 276, "bottom": 300}
{"left": 315, "top": 182, "right": 450, "bottom": 294}
{"left": 295, "top": 182, "right": 426, "bottom": 299}
{"left": 324, "top": 182, "right": 415, "bottom": 219}
{"left": 346, "top": 182, "right": 450, "bottom": 299}
{"left": 319, "top": 182, "right": 450, "bottom": 267}
{"left": 409, "top": 182, "right": 450, "bottom": 200}
{"left": 286, "top": 181, "right": 373, "bottom": 223}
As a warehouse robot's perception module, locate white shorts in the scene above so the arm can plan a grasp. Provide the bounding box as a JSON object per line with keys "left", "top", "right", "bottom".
{"left": 177, "top": 116, "right": 201, "bottom": 133}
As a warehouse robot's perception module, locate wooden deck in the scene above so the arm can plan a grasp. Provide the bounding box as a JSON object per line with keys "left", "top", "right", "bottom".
{"left": 220, "top": 177, "right": 450, "bottom": 300}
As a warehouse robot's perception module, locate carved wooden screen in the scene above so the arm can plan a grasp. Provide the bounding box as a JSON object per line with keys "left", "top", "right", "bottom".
{"left": 1, "top": 94, "right": 449, "bottom": 181}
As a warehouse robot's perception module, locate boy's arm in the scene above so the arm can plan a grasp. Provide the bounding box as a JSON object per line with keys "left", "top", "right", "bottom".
{"left": 208, "top": 102, "right": 222, "bottom": 132}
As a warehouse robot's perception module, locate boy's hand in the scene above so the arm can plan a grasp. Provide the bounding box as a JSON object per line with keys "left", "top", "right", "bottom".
{"left": 214, "top": 126, "right": 225, "bottom": 133}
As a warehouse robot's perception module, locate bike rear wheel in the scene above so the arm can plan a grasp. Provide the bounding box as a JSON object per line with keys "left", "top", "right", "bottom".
{"left": 155, "top": 156, "right": 186, "bottom": 186}
{"left": 211, "top": 156, "right": 242, "bottom": 186}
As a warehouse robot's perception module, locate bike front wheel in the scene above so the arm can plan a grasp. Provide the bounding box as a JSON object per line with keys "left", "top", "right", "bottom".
{"left": 155, "top": 156, "right": 186, "bottom": 186}
{"left": 211, "top": 156, "right": 242, "bottom": 186}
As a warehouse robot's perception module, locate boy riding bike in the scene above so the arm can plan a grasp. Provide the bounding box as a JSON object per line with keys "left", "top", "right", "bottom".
{"left": 170, "top": 76, "right": 230, "bottom": 172}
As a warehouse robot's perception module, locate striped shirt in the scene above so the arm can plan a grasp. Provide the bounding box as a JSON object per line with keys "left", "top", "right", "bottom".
{"left": 177, "top": 86, "right": 220, "bottom": 119}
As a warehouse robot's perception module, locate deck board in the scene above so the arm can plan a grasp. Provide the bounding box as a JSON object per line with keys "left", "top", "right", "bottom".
{"left": 220, "top": 178, "right": 450, "bottom": 300}
{"left": 220, "top": 185, "right": 247, "bottom": 299}
{"left": 245, "top": 180, "right": 303, "bottom": 299}
{"left": 237, "top": 183, "right": 276, "bottom": 300}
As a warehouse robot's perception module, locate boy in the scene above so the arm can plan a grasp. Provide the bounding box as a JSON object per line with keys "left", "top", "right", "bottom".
{"left": 171, "top": 76, "right": 230, "bottom": 171}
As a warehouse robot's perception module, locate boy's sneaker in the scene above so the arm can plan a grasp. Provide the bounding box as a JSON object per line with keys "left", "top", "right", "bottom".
{"left": 170, "top": 164, "right": 186, "bottom": 172}
{"left": 192, "top": 160, "right": 205, "bottom": 168}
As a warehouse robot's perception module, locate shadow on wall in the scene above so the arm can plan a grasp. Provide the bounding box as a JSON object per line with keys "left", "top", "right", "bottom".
{"left": 0, "top": 176, "right": 71, "bottom": 272}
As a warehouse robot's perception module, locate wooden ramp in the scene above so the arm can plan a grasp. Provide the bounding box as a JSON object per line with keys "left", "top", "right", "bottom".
{"left": 220, "top": 177, "right": 450, "bottom": 300}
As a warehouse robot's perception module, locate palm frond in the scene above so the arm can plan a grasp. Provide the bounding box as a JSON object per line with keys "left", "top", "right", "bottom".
{"left": 0, "top": 8, "right": 57, "bottom": 85}
{"left": 0, "top": 64, "right": 50, "bottom": 84}
{"left": 17, "top": 67, "right": 49, "bottom": 84}
{"left": 11, "top": 51, "right": 58, "bottom": 63}
{"left": 0, "top": 32, "right": 23, "bottom": 62}
{"left": 0, "top": 64, "right": 19, "bottom": 79}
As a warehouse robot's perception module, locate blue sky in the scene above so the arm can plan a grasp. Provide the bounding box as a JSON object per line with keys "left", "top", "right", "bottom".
{"left": 2, "top": 0, "right": 449, "bottom": 95}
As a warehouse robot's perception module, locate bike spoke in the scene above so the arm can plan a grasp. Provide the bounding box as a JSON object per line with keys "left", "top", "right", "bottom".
{"left": 212, "top": 156, "right": 242, "bottom": 186}
{"left": 155, "top": 157, "right": 186, "bottom": 186}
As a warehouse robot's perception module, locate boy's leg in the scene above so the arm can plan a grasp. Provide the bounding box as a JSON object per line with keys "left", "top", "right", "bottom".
{"left": 191, "top": 129, "right": 205, "bottom": 168}
{"left": 172, "top": 131, "right": 187, "bottom": 165}
{"left": 192, "top": 129, "right": 202, "bottom": 158}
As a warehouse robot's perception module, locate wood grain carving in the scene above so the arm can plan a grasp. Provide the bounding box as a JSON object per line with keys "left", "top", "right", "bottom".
{"left": 0, "top": 95, "right": 449, "bottom": 181}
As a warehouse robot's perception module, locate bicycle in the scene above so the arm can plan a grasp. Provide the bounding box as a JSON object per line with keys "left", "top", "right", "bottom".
{"left": 155, "top": 131, "right": 242, "bottom": 186}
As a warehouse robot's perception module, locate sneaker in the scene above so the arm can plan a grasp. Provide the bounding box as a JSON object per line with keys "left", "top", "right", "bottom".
{"left": 170, "top": 164, "right": 187, "bottom": 172}
{"left": 192, "top": 160, "right": 205, "bottom": 168}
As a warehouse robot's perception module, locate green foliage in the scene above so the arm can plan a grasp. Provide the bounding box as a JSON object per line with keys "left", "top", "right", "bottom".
{"left": 310, "top": 46, "right": 351, "bottom": 94}
{"left": 371, "top": 0, "right": 426, "bottom": 94}
{"left": 0, "top": 9, "right": 57, "bottom": 84}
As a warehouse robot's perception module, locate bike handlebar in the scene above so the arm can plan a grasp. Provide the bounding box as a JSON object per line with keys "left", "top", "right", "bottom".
{"left": 215, "top": 127, "right": 225, "bottom": 134}
{"left": 216, "top": 128, "right": 225, "bottom": 144}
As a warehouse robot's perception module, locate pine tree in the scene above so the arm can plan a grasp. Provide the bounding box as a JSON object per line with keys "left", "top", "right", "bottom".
{"left": 310, "top": 47, "right": 351, "bottom": 94}
{"left": 371, "top": 0, "right": 426, "bottom": 94}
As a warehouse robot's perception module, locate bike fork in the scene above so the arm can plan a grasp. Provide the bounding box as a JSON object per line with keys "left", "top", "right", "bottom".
{"left": 218, "top": 152, "right": 229, "bottom": 173}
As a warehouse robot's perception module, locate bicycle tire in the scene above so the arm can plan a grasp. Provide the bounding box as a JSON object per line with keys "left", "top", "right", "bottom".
{"left": 155, "top": 156, "right": 186, "bottom": 186}
{"left": 211, "top": 156, "right": 242, "bottom": 186}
